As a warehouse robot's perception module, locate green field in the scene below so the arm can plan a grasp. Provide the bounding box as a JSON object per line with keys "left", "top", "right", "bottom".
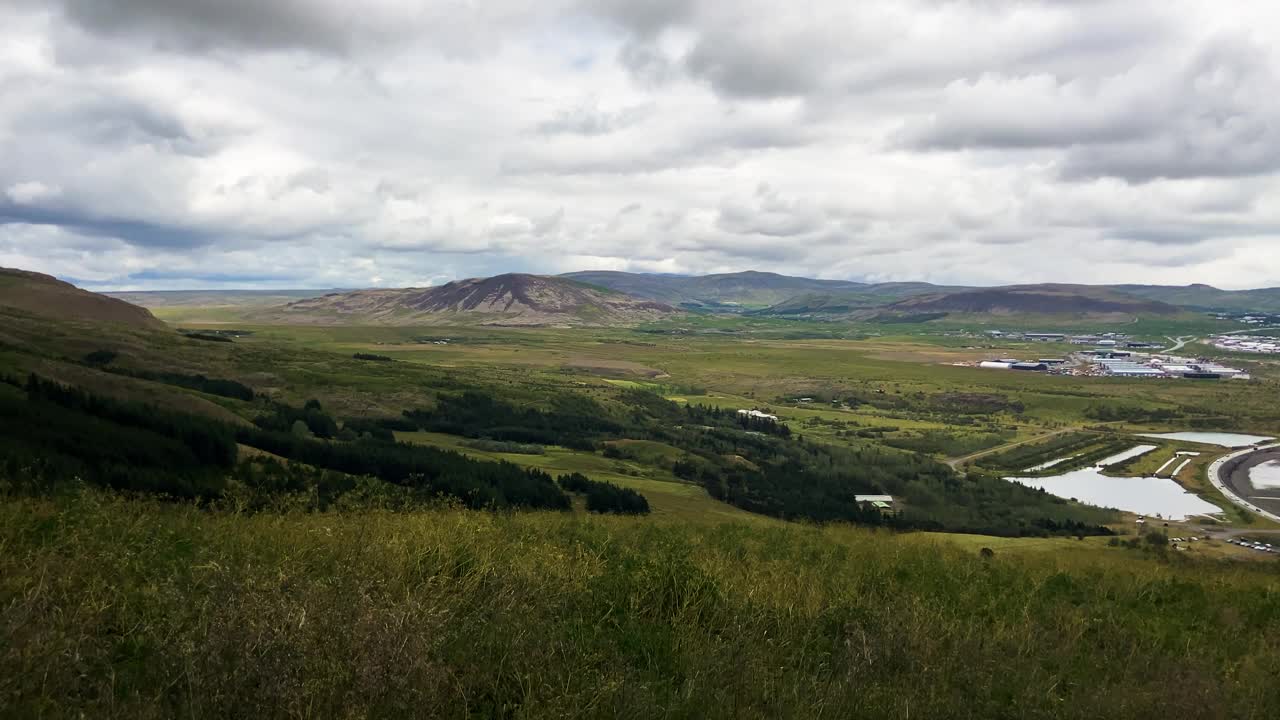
{"left": 6, "top": 297, "right": 1280, "bottom": 717}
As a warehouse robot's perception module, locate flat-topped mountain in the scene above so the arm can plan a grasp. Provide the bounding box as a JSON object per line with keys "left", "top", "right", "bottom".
{"left": 882, "top": 284, "right": 1182, "bottom": 318}
{"left": 561, "top": 270, "right": 870, "bottom": 309}
{"left": 268, "top": 273, "right": 679, "bottom": 326}
{"left": 0, "top": 267, "right": 167, "bottom": 330}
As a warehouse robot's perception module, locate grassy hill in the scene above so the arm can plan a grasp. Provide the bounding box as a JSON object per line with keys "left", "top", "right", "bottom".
{"left": 0, "top": 267, "right": 167, "bottom": 330}
{"left": 3, "top": 492, "right": 1279, "bottom": 718}
{"left": 883, "top": 284, "right": 1180, "bottom": 317}
{"left": 257, "top": 274, "right": 679, "bottom": 327}
{"left": 754, "top": 283, "right": 961, "bottom": 315}
{"left": 758, "top": 283, "right": 1189, "bottom": 324}
{"left": 561, "top": 270, "right": 872, "bottom": 309}
{"left": 1114, "top": 283, "right": 1280, "bottom": 313}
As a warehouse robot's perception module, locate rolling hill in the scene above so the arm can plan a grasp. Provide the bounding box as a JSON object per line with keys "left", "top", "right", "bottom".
{"left": 756, "top": 283, "right": 1204, "bottom": 323}
{"left": 0, "top": 268, "right": 167, "bottom": 330}
{"left": 560, "top": 271, "right": 870, "bottom": 309}
{"left": 756, "top": 282, "right": 961, "bottom": 315}
{"left": 263, "top": 273, "right": 679, "bottom": 326}
{"left": 881, "top": 285, "right": 1182, "bottom": 318}
{"left": 1112, "top": 284, "right": 1280, "bottom": 313}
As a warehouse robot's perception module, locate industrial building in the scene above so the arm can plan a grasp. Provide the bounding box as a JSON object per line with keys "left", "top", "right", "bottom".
{"left": 1090, "top": 354, "right": 1249, "bottom": 380}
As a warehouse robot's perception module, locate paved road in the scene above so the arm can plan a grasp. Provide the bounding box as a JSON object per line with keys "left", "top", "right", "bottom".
{"left": 1163, "top": 335, "right": 1197, "bottom": 353}
{"left": 946, "top": 429, "right": 1074, "bottom": 470}
{"left": 1208, "top": 445, "right": 1280, "bottom": 524}
{"left": 1202, "top": 527, "right": 1280, "bottom": 540}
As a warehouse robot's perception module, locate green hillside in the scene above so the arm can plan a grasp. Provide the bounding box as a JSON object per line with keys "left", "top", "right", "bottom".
{"left": 5, "top": 493, "right": 1280, "bottom": 719}
{"left": 1114, "top": 284, "right": 1280, "bottom": 313}
{"left": 5, "top": 270, "right": 1280, "bottom": 718}
{"left": 562, "top": 270, "right": 872, "bottom": 309}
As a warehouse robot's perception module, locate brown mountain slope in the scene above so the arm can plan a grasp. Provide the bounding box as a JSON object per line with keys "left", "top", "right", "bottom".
{"left": 881, "top": 284, "right": 1181, "bottom": 317}
{"left": 0, "top": 268, "right": 167, "bottom": 330}
{"left": 266, "top": 274, "right": 680, "bottom": 326}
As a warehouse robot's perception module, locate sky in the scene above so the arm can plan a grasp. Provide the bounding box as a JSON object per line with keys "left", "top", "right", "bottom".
{"left": 2, "top": 0, "right": 1280, "bottom": 291}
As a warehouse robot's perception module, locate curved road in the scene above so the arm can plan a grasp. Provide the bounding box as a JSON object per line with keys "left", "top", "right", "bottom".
{"left": 1208, "top": 444, "right": 1280, "bottom": 525}
{"left": 1163, "top": 336, "right": 1196, "bottom": 353}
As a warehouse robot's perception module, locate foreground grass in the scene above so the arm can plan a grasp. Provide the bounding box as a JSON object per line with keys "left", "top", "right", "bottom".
{"left": 3, "top": 494, "right": 1279, "bottom": 719}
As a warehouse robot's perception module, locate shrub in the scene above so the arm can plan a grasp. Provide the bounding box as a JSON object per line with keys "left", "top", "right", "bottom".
{"left": 558, "top": 472, "right": 650, "bottom": 515}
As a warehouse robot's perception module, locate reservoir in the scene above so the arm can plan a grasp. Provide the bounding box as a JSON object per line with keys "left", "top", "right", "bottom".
{"left": 1007, "top": 444, "right": 1222, "bottom": 520}
{"left": 1138, "top": 432, "right": 1274, "bottom": 448}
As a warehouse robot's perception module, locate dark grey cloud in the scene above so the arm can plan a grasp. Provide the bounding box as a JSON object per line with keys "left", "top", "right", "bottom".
{"left": 47, "top": 0, "right": 363, "bottom": 54}
{"left": 10, "top": 90, "right": 225, "bottom": 156}
{"left": 0, "top": 201, "right": 219, "bottom": 248}
{"left": 684, "top": 40, "right": 825, "bottom": 99}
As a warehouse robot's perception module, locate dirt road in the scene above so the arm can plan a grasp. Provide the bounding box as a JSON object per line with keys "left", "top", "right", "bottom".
{"left": 946, "top": 429, "right": 1074, "bottom": 470}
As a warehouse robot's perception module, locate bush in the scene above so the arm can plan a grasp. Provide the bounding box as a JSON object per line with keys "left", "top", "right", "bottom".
{"left": 83, "top": 349, "right": 118, "bottom": 366}
{"left": 185, "top": 333, "right": 233, "bottom": 343}
{"left": 558, "top": 472, "right": 650, "bottom": 515}
{"left": 461, "top": 438, "right": 546, "bottom": 455}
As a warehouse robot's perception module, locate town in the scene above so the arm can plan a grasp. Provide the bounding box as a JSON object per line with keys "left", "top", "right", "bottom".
{"left": 955, "top": 331, "right": 1255, "bottom": 379}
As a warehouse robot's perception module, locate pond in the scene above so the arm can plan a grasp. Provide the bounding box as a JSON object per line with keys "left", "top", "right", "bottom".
{"left": 1137, "top": 432, "right": 1274, "bottom": 448}
{"left": 1251, "top": 461, "right": 1280, "bottom": 491}
{"left": 1007, "top": 444, "right": 1222, "bottom": 520}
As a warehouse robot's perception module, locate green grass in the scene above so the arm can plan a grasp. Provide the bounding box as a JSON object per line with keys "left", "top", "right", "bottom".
{"left": 3, "top": 491, "right": 1279, "bottom": 719}
{"left": 397, "top": 431, "right": 756, "bottom": 523}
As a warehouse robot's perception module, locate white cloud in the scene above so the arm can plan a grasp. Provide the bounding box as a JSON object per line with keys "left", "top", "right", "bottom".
{"left": 0, "top": 0, "right": 1277, "bottom": 290}
{"left": 5, "top": 181, "right": 62, "bottom": 204}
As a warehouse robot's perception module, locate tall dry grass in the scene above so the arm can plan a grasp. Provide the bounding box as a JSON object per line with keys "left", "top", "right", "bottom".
{"left": 2, "top": 492, "right": 1278, "bottom": 719}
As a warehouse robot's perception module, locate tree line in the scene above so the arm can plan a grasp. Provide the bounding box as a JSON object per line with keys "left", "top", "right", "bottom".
{"left": 0, "top": 375, "right": 646, "bottom": 516}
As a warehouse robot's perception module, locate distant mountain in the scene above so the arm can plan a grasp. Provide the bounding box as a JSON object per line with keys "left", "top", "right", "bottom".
{"left": 0, "top": 268, "right": 167, "bottom": 330}
{"left": 263, "top": 273, "right": 679, "bottom": 326}
{"left": 1111, "top": 284, "right": 1280, "bottom": 314}
{"left": 758, "top": 283, "right": 957, "bottom": 315}
{"left": 561, "top": 271, "right": 868, "bottom": 309}
{"left": 107, "top": 289, "right": 340, "bottom": 309}
{"left": 876, "top": 285, "right": 1182, "bottom": 320}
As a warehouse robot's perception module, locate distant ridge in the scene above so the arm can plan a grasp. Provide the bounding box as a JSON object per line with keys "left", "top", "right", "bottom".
{"left": 0, "top": 268, "right": 167, "bottom": 330}
{"left": 879, "top": 284, "right": 1181, "bottom": 318}
{"left": 1111, "top": 284, "right": 1280, "bottom": 313}
{"left": 266, "top": 273, "right": 679, "bottom": 326}
{"left": 561, "top": 270, "right": 870, "bottom": 308}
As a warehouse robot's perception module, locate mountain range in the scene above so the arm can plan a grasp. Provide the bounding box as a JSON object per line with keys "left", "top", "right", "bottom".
{"left": 560, "top": 271, "right": 872, "bottom": 309}
{"left": 4, "top": 267, "right": 1267, "bottom": 328}
{"left": 561, "top": 271, "right": 1280, "bottom": 319}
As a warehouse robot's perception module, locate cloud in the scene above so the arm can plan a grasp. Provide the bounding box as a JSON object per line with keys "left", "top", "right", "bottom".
{"left": 0, "top": 0, "right": 1279, "bottom": 291}
{"left": 899, "top": 37, "right": 1280, "bottom": 182}
{"left": 5, "top": 181, "right": 61, "bottom": 204}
